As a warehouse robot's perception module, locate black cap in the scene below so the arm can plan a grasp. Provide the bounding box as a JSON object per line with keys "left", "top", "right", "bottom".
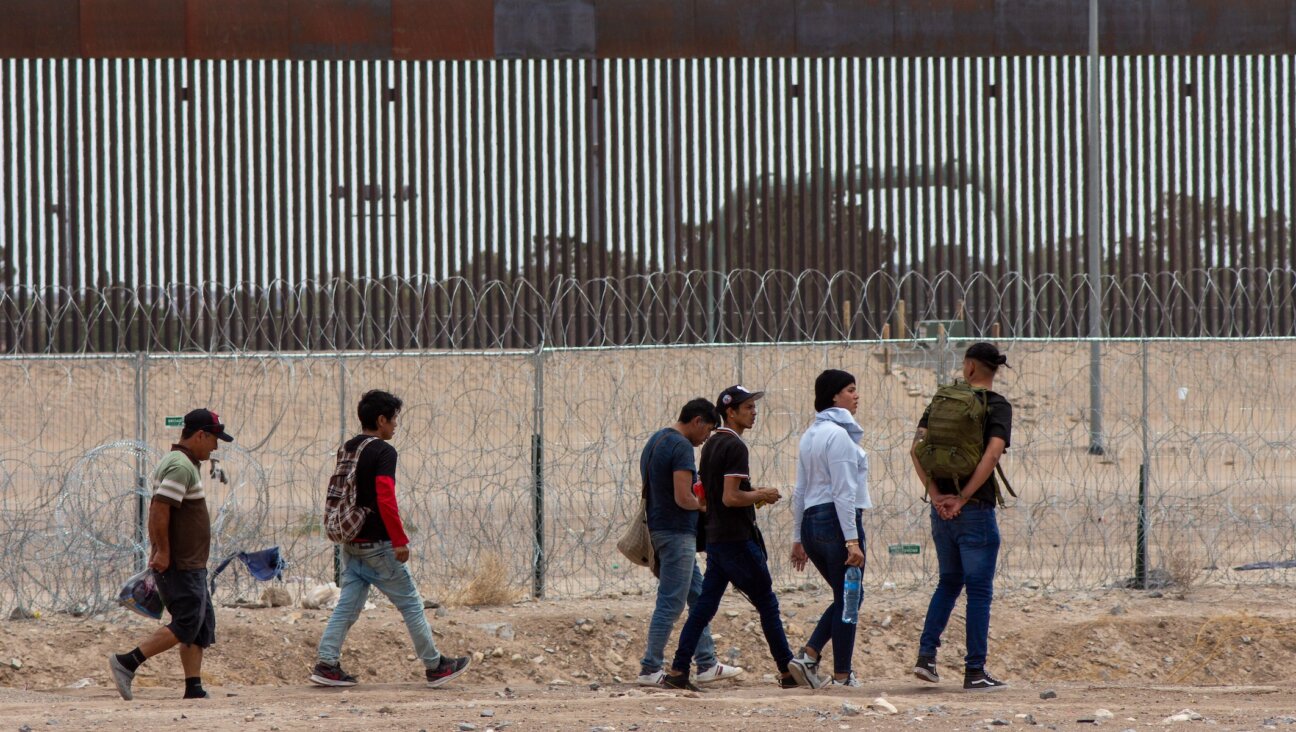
{"left": 814, "top": 369, "right": 856, "bottom": 412}
{"left": 184, "top": 408, "right": 234, "bottom": 442}
{"left": 965, "top": 342, "right": 1009, "bottom": 371}
{"left": 716, "top": 385, "right": 765, "bottom": 413}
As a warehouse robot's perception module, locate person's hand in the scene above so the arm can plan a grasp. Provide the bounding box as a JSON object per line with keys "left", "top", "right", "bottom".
{"left": 394, "top": 545, "right": 411, "bottom": 563}
{"left": 845, "top": 542, "right": 865, "bottom": 567}
{"left": 758, "top": 488, "right": 782, "bottom": 505}
{"left": 935, "top": 494, "right": 963, "bottom": 520}
{"left": 148, "top": 549, "right": 170, "bottom": 573}
{"left": 790, "top": 542, "right": 808, "bottom": 571}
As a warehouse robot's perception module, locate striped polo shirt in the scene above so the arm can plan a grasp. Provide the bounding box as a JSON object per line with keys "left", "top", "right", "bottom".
{"left": 151, "top": 445, "right": 212, "bottom": 570}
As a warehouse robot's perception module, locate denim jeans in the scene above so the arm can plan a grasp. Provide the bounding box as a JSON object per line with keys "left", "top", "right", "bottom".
{"left": 671, "top": 539, "right": 793, "bottom": 675}
{"left": 317, "top": 541, "right": 441, "bottom": 669}
{"left": 801, "top": 504, "right": 865, "bottom": 675}
{"left": 640, "top": 530, "right": 717, "bottom": 674}
{"left": 918, "top": 502, "right": 1001, "bottom": 670}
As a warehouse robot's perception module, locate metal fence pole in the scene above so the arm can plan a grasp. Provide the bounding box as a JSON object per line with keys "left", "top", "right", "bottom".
{"left": 134, "top": 353, "right": 149, "bottom": 571}
{"left": 531, "top": 344, "right": 546, "bottom": 599}
{"left": 1086, "top": 0, "right": 1106, "bottom": 455}
{"left": 1135, "top": 338, "right": 1151, "bottom": 588}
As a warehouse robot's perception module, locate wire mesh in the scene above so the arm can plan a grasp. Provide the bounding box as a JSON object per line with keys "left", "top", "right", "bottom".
{"left": 0, "top": 273, "right": 1294, "bottom": 614}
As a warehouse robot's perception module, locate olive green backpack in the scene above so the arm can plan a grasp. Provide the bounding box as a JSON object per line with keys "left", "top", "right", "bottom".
{"left": 915, "top": 381, "right": 1016, "bottom": 506}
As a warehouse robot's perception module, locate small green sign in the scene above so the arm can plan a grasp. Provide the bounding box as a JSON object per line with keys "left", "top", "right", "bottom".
{"left": 164, "top": 416, "right": 183, "bottom": 428}
{"left": 888, "top": 544, "right": 921, "bottom": 555}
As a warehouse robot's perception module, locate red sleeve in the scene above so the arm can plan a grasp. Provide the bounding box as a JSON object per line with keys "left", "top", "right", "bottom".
{"left": 374, "top": 475, "right": 410, "bottom": 547}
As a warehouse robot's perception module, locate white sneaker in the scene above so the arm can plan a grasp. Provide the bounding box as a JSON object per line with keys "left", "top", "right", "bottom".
{"left": 695, "top": 663, "right": 744, "bottom": 684}
{"left": 636, "top": 670, "right": 665, "bottom": 686}
{"left": 787, "top": 657, "right": 827, "bottom": 689}
{"left": 829, "top": 672, "right": 862, "bottom": 687}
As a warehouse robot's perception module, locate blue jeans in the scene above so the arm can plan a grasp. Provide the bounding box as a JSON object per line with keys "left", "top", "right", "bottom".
{"left": 918, "top": 502, "right": 1001, "bottom": 670}
{"left": 317, "top": 541, "right": 441, "bottom": 669}
{"left": 671, "top": 539, "right": 793, "bottom": 675}
{"left": 801, "top": 504, "right": 865, "bottom": 675}
{"left": 640, "top": 530, "right": 717, "bottom": 674}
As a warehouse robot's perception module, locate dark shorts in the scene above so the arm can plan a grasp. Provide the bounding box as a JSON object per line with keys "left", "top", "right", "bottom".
{"left": 154, "top": 568, "right": 216, "bottom": 648}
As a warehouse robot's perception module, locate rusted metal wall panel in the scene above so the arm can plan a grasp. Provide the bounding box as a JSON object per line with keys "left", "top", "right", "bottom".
{"left": 186, "top": 0, "right": 291, "bottom": 59}
{"left": 895, "top": 0, "right": 994, "bottom": 56}
{"left": 0, "top": 0, "right": 79, "bottom": 58}
{"left": 594, "top": 0, "right": 694, "bottom": 58}
{"left": 80, "top": 0, "right": 185, "bottom": 58}
{"left": 694, "top": 0, "right": 796, "bottom": 56}
{"left": 393, "top": 0, "right": 492, "bottom": 59}
{"left": 795, "top": 0, "right": 894, "bottom": 56}
{"left": 996, "top": 0, "right": 1085, "bottom": 55}
{"left": 289, "top": 0, "right": 391, "bottom": 60}
{"left": 495, "top": 0, "right": 594, "bottom": 59}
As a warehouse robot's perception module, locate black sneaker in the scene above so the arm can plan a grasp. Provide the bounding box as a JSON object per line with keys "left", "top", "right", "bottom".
{"left": 963, "top": 668, "right": 1008, "bottom": 692}
{"left": 660, "top": 672, "right": 702, "bottom": 692}
{"left": 426, "top": 656, "right": 472, "bottom": 688}
{"left": 913, "top": 656, "right": 939, "bottom": 683}
{"left": 309, "top": 661, "right": 358, "bottom": 687}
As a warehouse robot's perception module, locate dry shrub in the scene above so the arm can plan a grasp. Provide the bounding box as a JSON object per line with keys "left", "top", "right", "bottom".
{"left": 1164, "top": 549, "right": 1202, "bottom": 590}
{"left": 445, "top": 553, "right": 522, "bottom": 607}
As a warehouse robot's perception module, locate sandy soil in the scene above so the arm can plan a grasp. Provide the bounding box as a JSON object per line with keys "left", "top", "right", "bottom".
{"left": 4, "top": 584, "right": 1296, "bottom": 730}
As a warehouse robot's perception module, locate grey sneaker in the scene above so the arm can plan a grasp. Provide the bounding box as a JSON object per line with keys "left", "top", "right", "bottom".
{"left": 787, "top": 657, "right": 826, "bottom": 689}
{"left": 107, "top": 654, "right": 135, "bottom": 701}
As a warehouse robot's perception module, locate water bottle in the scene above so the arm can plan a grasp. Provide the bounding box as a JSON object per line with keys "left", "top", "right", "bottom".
{"left": 841, "top": 565, "right": 862, "bottom": 624}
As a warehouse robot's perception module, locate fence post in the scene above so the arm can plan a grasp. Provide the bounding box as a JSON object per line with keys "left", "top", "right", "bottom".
{"left": 1085, "top": 0, "right": 1106, "bottom": 456}
{"left": 1135, "top": 338, "right": 1150, "bottom": 588}
{"left": 134, "top": 353, "right": 149, "bottom": 571}
{"left": 531, "top": 344, "right": 546, "bottom": 599}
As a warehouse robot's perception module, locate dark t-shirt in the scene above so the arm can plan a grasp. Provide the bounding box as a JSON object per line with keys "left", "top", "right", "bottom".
{"left": 344, "top": 434, "right": 399, "bottom": 542}
{"left": 919, "top": 389, "right": 1013, "bottom": 505}
{"left": 699, "top": 428, "right": 759, "bottom": 543}
{"left": 641, "top": 428, "right": 700, "bottom": 534}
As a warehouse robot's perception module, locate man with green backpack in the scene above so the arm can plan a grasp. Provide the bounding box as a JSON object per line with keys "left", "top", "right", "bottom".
{"left": 910, "top": 342, "right": 1015, "bottom": 691}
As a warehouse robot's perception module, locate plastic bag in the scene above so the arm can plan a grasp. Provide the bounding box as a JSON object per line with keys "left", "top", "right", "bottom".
{"left": 118, "top": 568, "right": 164, "bottom": 620}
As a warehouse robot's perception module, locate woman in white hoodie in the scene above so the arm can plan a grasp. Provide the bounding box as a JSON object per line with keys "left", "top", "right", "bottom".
{"left": 788, "top": 369, "right": 872, "bottom": 687}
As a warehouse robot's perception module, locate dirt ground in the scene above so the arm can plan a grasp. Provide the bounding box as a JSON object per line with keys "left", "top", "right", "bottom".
{"left": 5, "top": 584, "right": 1296, "bottom": 730}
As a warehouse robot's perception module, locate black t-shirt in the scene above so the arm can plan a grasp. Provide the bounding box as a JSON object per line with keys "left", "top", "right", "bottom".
{"left": 699, "top": 428, "right": 759, "bottom": 543}
{"left": 918, "top": 389, "right": 1013, "bottom": 506}
{"left": 344, "top": 434, "right": 399, "bottom": 542}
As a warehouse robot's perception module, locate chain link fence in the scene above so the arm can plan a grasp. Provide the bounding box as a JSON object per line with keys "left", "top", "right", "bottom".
{"left": 1, "top": 271, "right": 1294, "bottom": 614}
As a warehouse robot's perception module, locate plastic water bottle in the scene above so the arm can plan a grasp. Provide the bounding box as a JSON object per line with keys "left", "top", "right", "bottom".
{"left": 841, "top": 566, "right": 862, "bottom": 624}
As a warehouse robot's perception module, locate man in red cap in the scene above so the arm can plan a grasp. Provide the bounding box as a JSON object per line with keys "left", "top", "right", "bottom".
{"left": 108, "top": 408, "right": 233, "bottom": 701}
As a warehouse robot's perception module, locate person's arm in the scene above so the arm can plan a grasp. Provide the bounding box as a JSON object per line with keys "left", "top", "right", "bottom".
{"left": 147, "top": 498, "right": 172, "bottom": 572}
{"left": 827, "top": 433, "right": 866, "bottom": 567}
{"left": 372, "top": 446, "right": 411, "bottom": 556}
{"left": 910, "top": 425, "right": 943, "bottom": 504}
{"left": 722, "top": 476, "right": 779, "bottom": 507}
{"left": 670, "top": 440, "right": 703, "bottom": 511}
{"left": 791, "top": 453, "right": 807, "bottom": 542}
{"left": 790, "top": 454, "right": 808, "bottom": 570}
{"left": 672, "top": 470, "right": 703, "bottom": 511}
{"left": 949, "top": 437, "right": 1007, "bottom": 508}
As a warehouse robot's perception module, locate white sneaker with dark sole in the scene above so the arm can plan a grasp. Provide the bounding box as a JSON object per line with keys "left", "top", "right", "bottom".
{"left": 107, "top": 654, "right": 135, "bottom": 701}
{"left": 695, "top": 663, "right": 744, "bottom": 684}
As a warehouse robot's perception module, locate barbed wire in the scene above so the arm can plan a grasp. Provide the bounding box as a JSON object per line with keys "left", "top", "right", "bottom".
{"left": 0, "top": 275, "right": 1293, "bottom": 613}
{"left": 1, "top": 267, "right": 1294, "bottom": 354}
